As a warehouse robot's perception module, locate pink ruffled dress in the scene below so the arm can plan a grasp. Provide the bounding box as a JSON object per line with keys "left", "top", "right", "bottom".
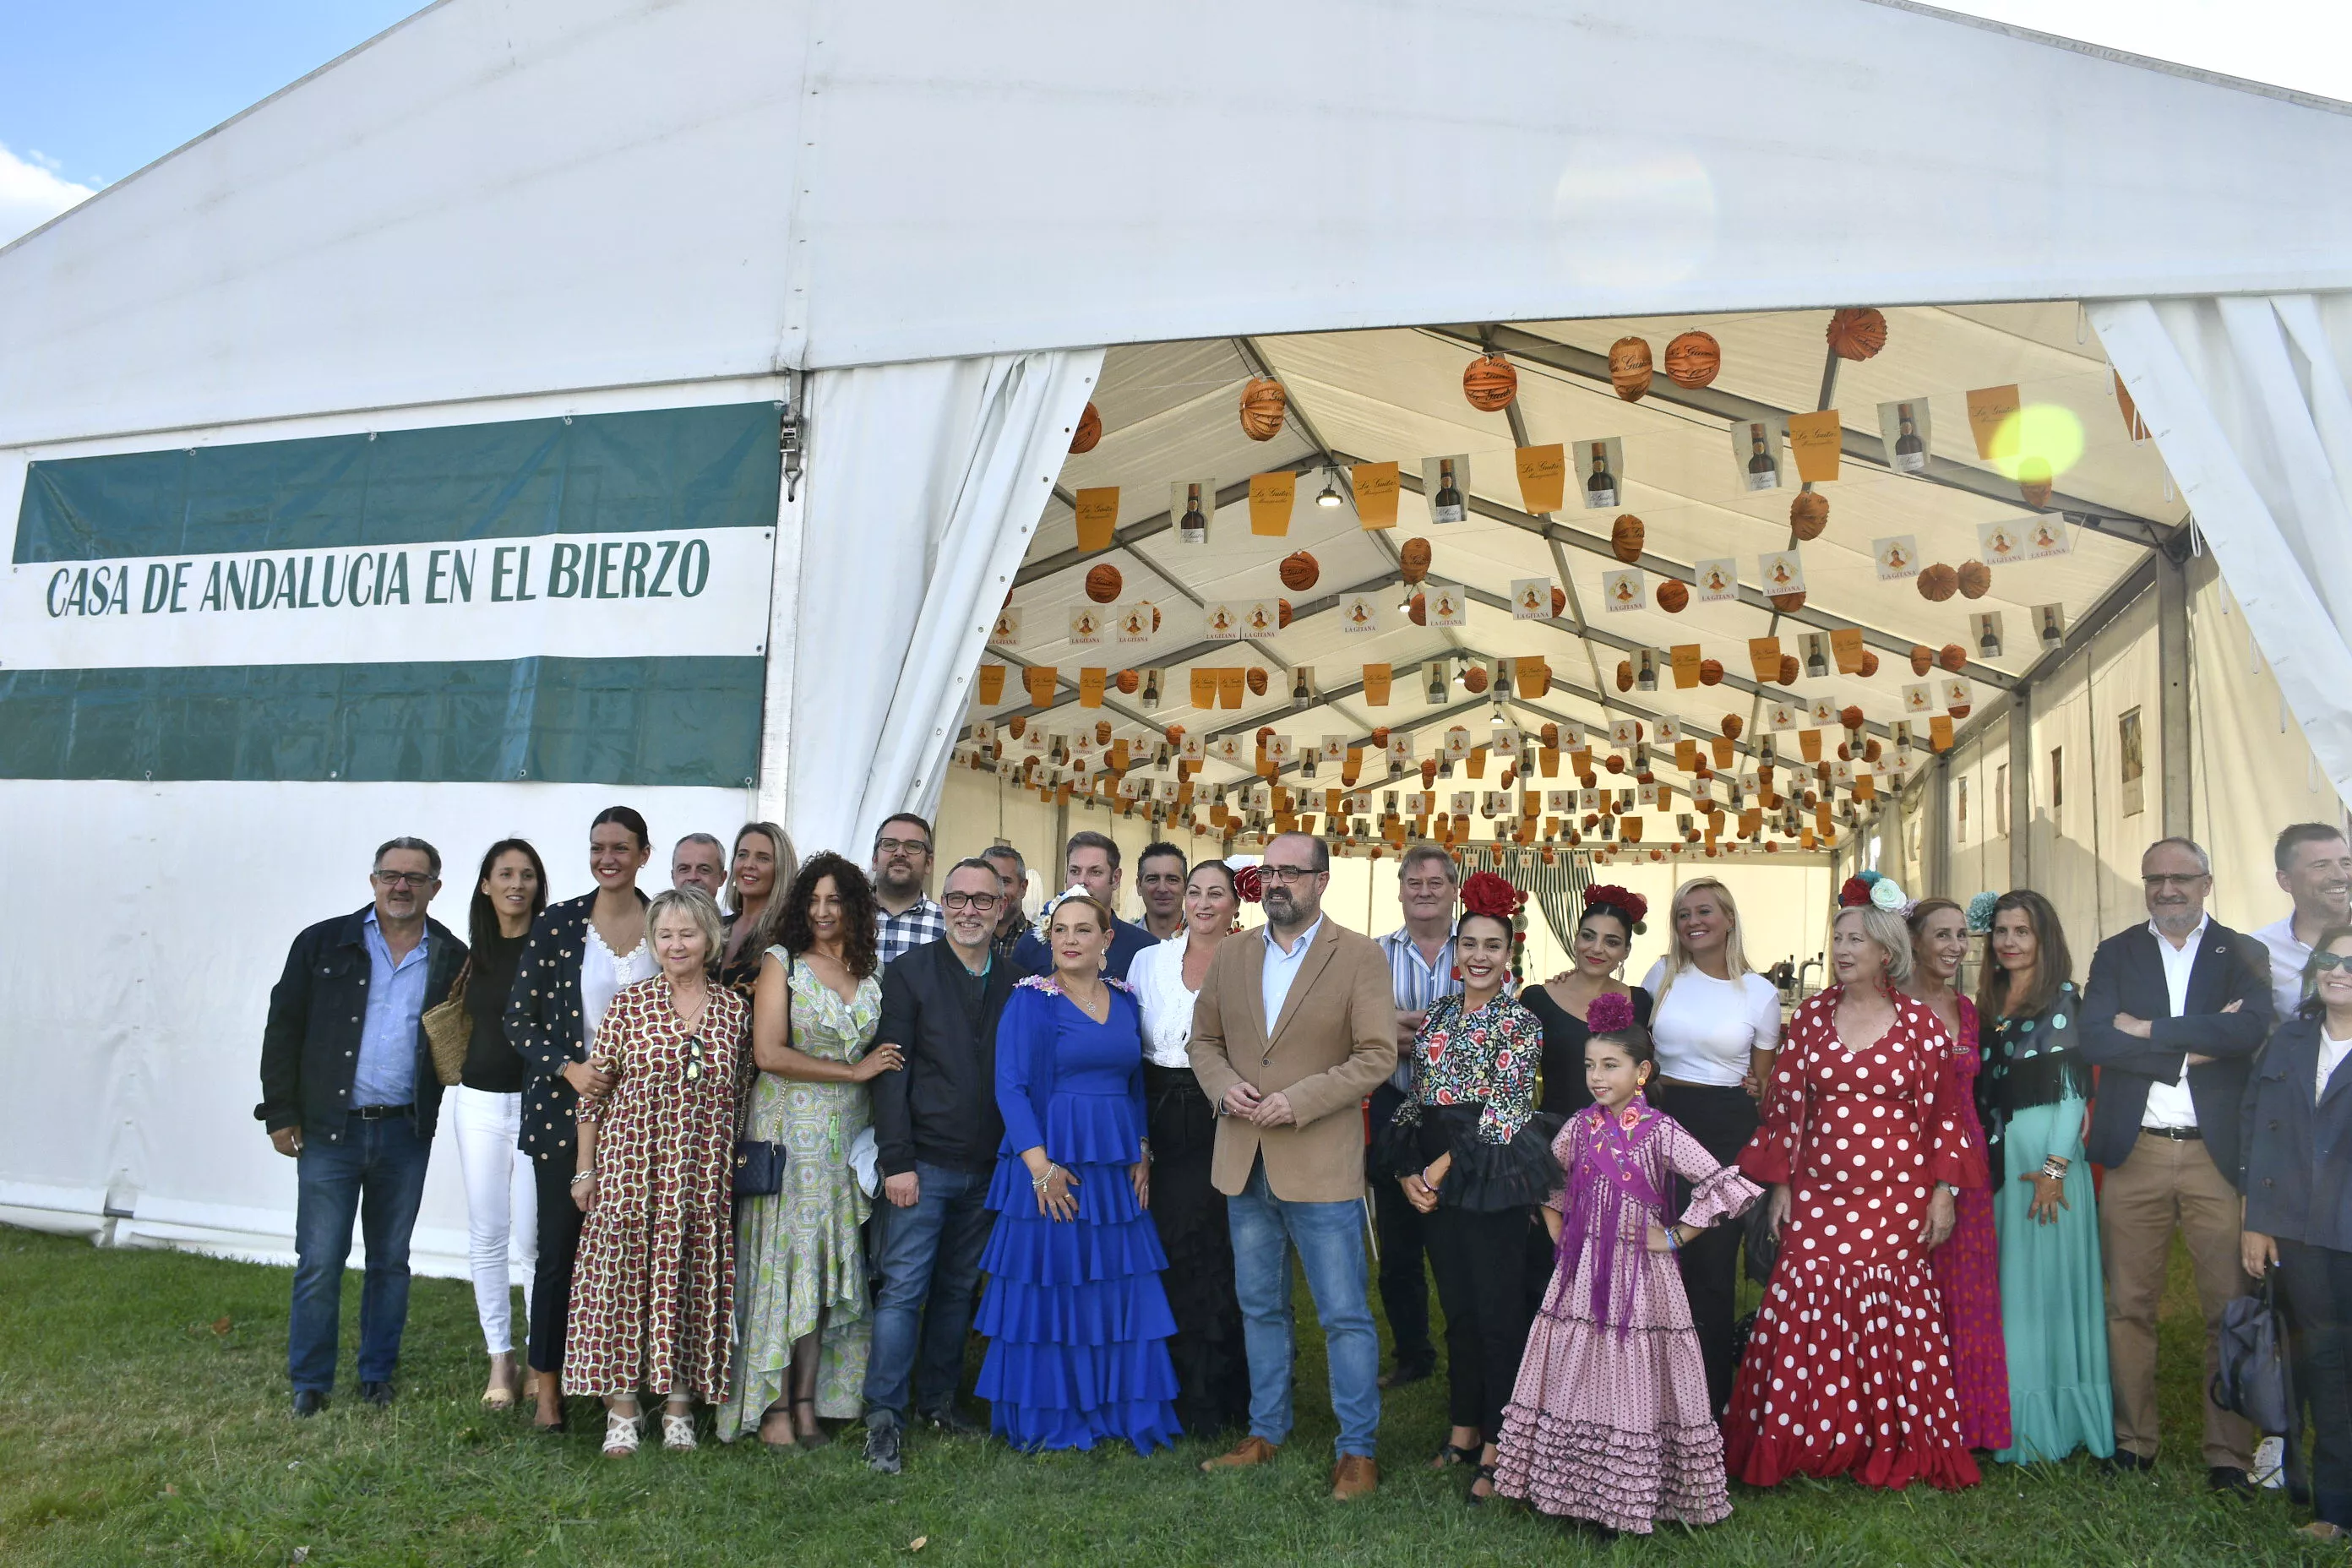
{"left": 1929, "top": 996, "right": 2011, "bottom": 1451}
{"left": 1493, "top": 1095, "right": 1761, "bottom": 1534}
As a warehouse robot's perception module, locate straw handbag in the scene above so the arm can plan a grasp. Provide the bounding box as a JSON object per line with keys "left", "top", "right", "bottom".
{"left": 422, "top": 960, "right": 473, "bottom": 1086}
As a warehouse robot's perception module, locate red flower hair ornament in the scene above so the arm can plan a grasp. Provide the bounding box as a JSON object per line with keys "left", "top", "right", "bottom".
{"left": 1838, "top": 875, "right": 1874, "bottom": 909}
{"left": 1585, "top": 991, "right": 1637, "bottom": 1036}
{"left": 1232, "top": 863, "right": 1264, "bottom": 904}
{"left": 1459, "top": 870, "right": 1525, "bottom": 923}
{"left": 1582, "top": 883, "right": 1648, "bottom": 934}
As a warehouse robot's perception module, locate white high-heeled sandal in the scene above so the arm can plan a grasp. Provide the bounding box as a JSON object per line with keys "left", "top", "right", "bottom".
{"left": 662, "top": 1411, "right": 696, "bottom": 1451}
{"left": 602, "top": 1409, "right": 645, "bottom": 1458}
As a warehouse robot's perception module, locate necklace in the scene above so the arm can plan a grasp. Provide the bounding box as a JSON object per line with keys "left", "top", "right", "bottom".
{"left": 670, "top": 979, "right": 710, "bottom": 1032}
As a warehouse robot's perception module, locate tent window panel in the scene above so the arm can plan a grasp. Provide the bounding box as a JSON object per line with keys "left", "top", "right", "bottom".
{"left": 2050, "top": 746, "right": 2065, "bottom": 810}
{"left": 2119, "top": 708, "right": 2145, "bottom": 817}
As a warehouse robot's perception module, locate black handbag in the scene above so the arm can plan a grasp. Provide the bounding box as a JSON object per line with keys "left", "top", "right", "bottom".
{"left": 2212, "top": 1271, "right": 2295, "bottom": 1437}
{"left": 732, "top": 977, "right": 787, "bottom": 1198}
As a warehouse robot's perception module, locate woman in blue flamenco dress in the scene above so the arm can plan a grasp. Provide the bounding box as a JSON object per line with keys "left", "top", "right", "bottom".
{"left": 975, "top": 885, "right": 1181, "bottom": 1452}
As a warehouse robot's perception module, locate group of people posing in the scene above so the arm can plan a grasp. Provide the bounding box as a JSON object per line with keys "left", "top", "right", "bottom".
{"left": 257, "top": 808, "right": 2352, "bottom": 1541}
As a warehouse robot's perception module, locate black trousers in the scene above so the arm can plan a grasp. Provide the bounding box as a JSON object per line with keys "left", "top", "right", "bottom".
{"left": 2278, "top": 1239, "right": 2352, "bottom": 1528}
{"left": 1368, "top": 1083, "right": 1435, "bottom": 1370}
{"left": 1423, "top": 1202, "right": 1533, "bottom": 1440}
{"left": 527, "top": 1154, "right": 585, "bottom": 1376}
{"left": 1649, "top": 1081, "right": 1757, "bottom": 1416}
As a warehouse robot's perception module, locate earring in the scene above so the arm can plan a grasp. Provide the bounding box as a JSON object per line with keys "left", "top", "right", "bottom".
{"left": 1449, "top": 965, "right": 1462, "bottom": 983}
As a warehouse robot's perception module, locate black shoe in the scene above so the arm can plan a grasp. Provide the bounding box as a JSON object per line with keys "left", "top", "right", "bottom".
{"left": 2208, "top": 1466, "right": 2256, "bottom": 1498}
{"left": 1378, "top": 1359, "right": 1434, "bottom": 1390}
{"left": 358, "top": 1381, "right": 395, "bottom": 1408}
{"left": 865, "top": 1419, "right": 903, "bottom": 1475}
{"left": 920, "top": 1404, "right": 984, "bottom": 1437}
{"left": 2099, "top": 1451, "right": 2153, "bottom": 1478}
{"left": 291, "top": 1389, "right": 329, "bottom": 1418}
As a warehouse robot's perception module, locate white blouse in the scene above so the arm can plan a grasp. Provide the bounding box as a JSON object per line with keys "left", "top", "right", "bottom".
{"left": 581, "top": 921, "right": 657, "bottom": 1052}
{"left": 1130, "top": 932, "right": 1210, "bottom": 1069}
{"left": 1641, "top": 959, "right": 1784, "bottom": 1087}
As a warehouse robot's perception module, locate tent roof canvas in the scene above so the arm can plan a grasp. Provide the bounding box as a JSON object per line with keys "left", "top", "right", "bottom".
{"left": 3, "top": 0, "right": 2352, "bottom": 449}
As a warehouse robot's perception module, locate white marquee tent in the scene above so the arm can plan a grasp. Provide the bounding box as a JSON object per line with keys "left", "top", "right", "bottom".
{"left": 3, "top": 0, "right": 2349, "bottom": 1273}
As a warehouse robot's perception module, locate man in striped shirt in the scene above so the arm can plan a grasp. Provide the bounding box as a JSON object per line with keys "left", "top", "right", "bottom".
{"left": 1369, "top": 842, "right": 1462, "bottom": 1389}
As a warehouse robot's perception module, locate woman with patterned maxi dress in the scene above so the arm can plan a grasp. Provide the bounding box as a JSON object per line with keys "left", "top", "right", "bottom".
{"left": 566, "top": 890, "right": 747, "bottom": 1456}
{"left": 720, "top": 854, "right": 903, "bottom": 1447}
{"left": 1728, "top": 898, "right": 1986, "bottom": 1491}
{"left": 1905, "top": 896, "right": 2011, "bottom": 1452}
{"left": 1494, "top": 992, "right": 1761, "bottom": 1533}
{"left": 976, "top": 886, "right": 1179, "bottom": 1452}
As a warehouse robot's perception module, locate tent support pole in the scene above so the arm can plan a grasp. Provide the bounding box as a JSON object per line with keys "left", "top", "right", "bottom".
{"left": 2008, "top": 684, "right": 2034, "bottom": 891}
{"left": 2158, "top": 546, "right": 2194, "bottom": 841}
{"left": 1927, "top": 753, "right": 1953, "bottom": 903}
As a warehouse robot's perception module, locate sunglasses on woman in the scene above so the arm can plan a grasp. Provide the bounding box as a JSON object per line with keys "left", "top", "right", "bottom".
{"left": 2313, "top": 952, "right": 2352, "bottom": 974}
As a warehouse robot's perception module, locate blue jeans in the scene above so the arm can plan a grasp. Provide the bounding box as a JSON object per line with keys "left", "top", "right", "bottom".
{"left": 1228, "top": 1161, "right": 1380, "bottom": 1458}
{"left": 288, "top": 1111, "right": 432, "bottom": 1394}
{"left": 863, "top": 1163, "right": 996, "bottom": 1423}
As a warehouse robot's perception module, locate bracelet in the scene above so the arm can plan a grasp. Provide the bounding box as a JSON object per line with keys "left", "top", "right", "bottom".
{"left": 569, "top": 1168, "right": 596, "bottom": 1186}
{"left": 1421, "top": 1165, "right": 1445, "bottom": 1190}
{"left": 1664, "top": 1225, "right": 1680, "bottom": 1253}
{"left": 1031, "top": 1162, "right": 1060, "bottom": 1194}
{"left": 2039, "top": 1156, "right": 2070, "bottom": 1179}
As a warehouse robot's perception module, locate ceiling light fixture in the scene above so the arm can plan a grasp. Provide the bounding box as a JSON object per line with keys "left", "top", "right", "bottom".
{"left": 1315, "top": 466, "right": 1343, "bottom": 509}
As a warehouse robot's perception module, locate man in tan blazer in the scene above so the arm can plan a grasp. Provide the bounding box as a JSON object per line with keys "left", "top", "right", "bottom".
{"left": 1190, "top": 832, "right": 1396, "bottom": 1500}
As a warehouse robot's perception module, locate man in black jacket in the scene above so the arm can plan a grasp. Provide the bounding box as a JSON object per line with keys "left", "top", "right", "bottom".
{"left": 256, "top": 837, "right": 465, "bottom": 1416}
{"left": 862, "top": 858, "right": 1014, "bottom": 1473}
{"left": 2081, "top": 835, "right": 2274, "bottom": 1489}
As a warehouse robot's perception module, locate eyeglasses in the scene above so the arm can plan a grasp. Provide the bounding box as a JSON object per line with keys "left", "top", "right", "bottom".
{"left": 1259, "top": 865, "right": 1323, "bottom": 885}
{"left": 2142, "top": 873, "right": 2208, "bottom": 889}
{"left": 373, "top": 871, "right": 438, "bottom": 888}
{"left": 942, "top": 890, "right": 1002, "bottom": 912}
{"left": 2314, "top": 953, "right": 2352, "bottom": 974}
{"left": 876, "top": 837, "right": 931, "bottom": 858}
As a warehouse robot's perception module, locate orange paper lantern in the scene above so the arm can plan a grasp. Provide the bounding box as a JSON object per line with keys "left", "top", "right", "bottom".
{"left": 1096, "top": 720, "right": 1113, "bottom": 745}
{"left": 1115, "top": 669, "right": 1140, "bottom": 694}
{"left": 1070, "top": 402, "right": 1103, "bottom": 455}
{"left": 1699, "top": 658, "right": 1724, "bottom": 685}
{"left": 1939, "top": 644, "right": 1968, "bottom": 672}
{"left": 1407, "top": 593, "right": 1427, "bottom": 626}
{"left": 1399, "top": 537, "right": 1432, "bottom": 584}
{"left": 1276, "top": 598, "right": 1293, "bottom": 629}
{"left": 1462, "top": 665, "right": 1490, "bottom": 694}
{"left": 1239, "top": 378, "right": 1288, "bottom": 441}
{"left": 1838, "top": 705, "right": 1864, "bottom": 731}
{"left": 1771, "top": 591, "right": 1807, "bottom": 614}
{"left": 1790, "top": 491, "right": 1829, "bottom": 541}
{"left": 1549, "top": 585, "right": 1567, "bottom": 618}
{"left": 1462, "top": 354, "right": 1518, "bottom": 412}
{"left": 1085, "top": 564, "right": 1123, "bottom": 603}
{"left": 1917, "top": 564, "right": 1958, "bottom": 602}
{"left": 1909, "top": 644, "right": 1935, "bottom": 675}
{"left": 1280, "top": 551, "right": 1320, "bottom": 591}
{"left": 1246, "top": 667, "right": 1269, "bottom": 696}
{"left": 1370, "top": 727, "right": 1391, "bottom": 747}
{"left": 1827, "top": 308, "right": 1888, "bottom": 361}
{"left": 1610, "top": 514, "right": 1645, "bottom": 564}
{"left": 1858, "top": 651, "right": 1880, "bottom": 678}
{"left": 1657, "top": 580, "right": 1690, "bottom": 612}
{"left": 1721, "top": 715, "right": 1745, "bottom": 739}
{"left": 1609, "top": 337, "right": 1654, "bottom": 401}
{"left": 1663, "top": 330, "right": 1721, "bottom": 389}
{"left": 1957, "top": 560, "right": 1992, "bottom": 599}
{"left": 1615, "top": 661, "right": 1634, "bottom": 692}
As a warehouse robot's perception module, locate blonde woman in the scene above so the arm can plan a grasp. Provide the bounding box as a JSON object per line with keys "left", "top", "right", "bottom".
{"left": 1639, "top": 879, "right": 1783, "bottom": 1413}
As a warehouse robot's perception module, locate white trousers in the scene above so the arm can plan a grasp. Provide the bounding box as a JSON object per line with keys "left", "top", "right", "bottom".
{"left": 448, "top": 1084, "right": 537, "bottom": 1355}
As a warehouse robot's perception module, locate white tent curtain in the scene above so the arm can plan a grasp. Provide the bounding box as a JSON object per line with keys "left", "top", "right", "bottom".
{"left": 785, "top": 349, "right": 1105, "bottom": 860}
{"left": 2091, "top": 293, "right": 2352, "bottom": 802}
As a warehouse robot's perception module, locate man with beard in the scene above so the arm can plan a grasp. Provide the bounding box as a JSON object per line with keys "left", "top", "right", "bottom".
{"left": 980, "top": 844, "right": 1031, "bottom": 961}
{"left": 1190, "top": 831, "right": 1397, "bottom": 1501}
{"left": 1012, "top": 830, "right": 1156, "bottom": 982}
{"left": 2081, "top": 836, "right": 2275, "bottom": 1492}
{"left": 871, "top": 813, "right": 944, "bottom": 968}
{"left": 2256, "top": 823, "right": 2352, "bottom": 1018}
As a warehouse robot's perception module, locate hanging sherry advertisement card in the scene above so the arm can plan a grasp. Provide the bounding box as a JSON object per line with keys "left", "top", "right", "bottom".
{"left": 1514, "top": 444, "right": 1565, "bottom": 514}
{"left": 1248, "top": 471, "right": 1296, "bottom": 536}
{"left": 1877, "top": 398, "right": 1934, "bottom": 474}
{"left": 1421, "top": 455, "right": 1471, "bottom": 525}
{"left": 1074, "top": 487, "right": 1121, "bottom": 553}
{"left": 1874, "top": 536, "right": 1920, "bottom": 580}
{"left": 1573, "top": 438, "right": 1625, "bottom": 510}
{"left": 1695, "top": 558, "right": 1740, "bottom": 602}
{"left": 1784, "top": 410, "right": 1842, "bottom": 483}
{"left": 1601, "top": 569, "right": 1645, "bottom": 613}
{"left": 1730, "top": 417, "right": 1788, "bottom": 492}
{"left": 1168, "top": 478, "right": 1218, "bottom": 544}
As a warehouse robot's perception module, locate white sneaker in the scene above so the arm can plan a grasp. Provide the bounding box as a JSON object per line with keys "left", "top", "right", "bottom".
{"left": 2254, "top": 1435, "right": 2286, "bottom": 1489}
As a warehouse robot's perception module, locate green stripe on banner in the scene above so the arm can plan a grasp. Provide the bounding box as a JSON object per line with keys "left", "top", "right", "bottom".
{"left": 15, "top": 403, "right": 781, "bottom": 564}
{"left": 0, "top": 657, "right": 764, "bottom": 787}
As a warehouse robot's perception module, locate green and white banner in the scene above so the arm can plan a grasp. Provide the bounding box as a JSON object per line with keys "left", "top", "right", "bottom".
{"left": 2, "top": 403, "right": 777, "bottom": 787}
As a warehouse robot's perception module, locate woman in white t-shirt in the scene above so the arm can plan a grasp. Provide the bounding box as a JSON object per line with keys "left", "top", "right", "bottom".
{"left": 1126, "top": 858, "right": 1250, "bottom": 1436}
{"left": 1640, "top": 878, "right": 1783, "bottom": 1415}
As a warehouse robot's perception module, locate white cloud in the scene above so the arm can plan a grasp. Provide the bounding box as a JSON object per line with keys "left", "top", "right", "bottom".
{"left": 0, "top": 143, "right": 99, "bottom": 246}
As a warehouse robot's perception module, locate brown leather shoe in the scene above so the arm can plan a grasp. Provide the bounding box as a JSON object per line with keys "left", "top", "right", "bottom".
{"left": 1330, "top": 1454, "right": 1380, "bottom": 1500}
{"left": 1200, "top": 1435, "right": 1281, "bottom": 1473}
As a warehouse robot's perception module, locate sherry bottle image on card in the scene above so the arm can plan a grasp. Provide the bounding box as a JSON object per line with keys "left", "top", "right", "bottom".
{"left": 1892, "top": 404, "right": 1926, "bottom": 473}
{"left": 1584, "top": 442, "right": 1617, "bottom": 508}
{"left": 1432, "top": 459, "right": 1466, "bottom": 525}
{"left": 1179, "top": 482, "right": 1208, "bottom": 543}
{"left": 1745, "top": 424, "right": 1779, "bottom": 491}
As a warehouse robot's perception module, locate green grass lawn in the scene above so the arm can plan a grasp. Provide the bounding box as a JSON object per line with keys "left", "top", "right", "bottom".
{"left": 0, "top": 1222, "right": 2336, "bottom": 1566}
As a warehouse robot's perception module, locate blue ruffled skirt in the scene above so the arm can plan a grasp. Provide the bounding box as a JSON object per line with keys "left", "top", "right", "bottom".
{"left": 976, "top": 1091, "right": 1183, "bottom": 1452}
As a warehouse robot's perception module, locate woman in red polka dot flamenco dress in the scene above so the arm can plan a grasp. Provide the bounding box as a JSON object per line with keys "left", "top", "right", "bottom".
{"left": 1726, "top": 885, "right": 1988, "bottom": 1492}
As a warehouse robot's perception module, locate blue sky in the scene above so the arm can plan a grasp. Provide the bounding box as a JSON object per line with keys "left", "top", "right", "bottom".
{"left": 2, "top": 0, "right": 2347, "bottom": 243}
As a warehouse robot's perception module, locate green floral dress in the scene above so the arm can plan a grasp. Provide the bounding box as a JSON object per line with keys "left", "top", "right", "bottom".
{"left": 719, "top": 952, "right": 881, "bottom": 1435}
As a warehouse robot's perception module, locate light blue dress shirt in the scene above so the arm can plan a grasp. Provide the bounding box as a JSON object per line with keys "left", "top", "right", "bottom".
{"left": 354, "top": 909, "right": 429, "bottom": 1108}
{"left": 1260, "top": 916, "right": 1325, "bottom": 1037}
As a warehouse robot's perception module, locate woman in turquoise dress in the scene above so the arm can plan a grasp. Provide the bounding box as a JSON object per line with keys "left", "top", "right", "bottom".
{"left": 719, "top": 853, "right": 903, "bottom": 1447}
{"left": 1974, "top": 890, "right": 2114, "bottom": 1464}
{"left": 976, "top": 886, "right": 1180, "bottom": 1452}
